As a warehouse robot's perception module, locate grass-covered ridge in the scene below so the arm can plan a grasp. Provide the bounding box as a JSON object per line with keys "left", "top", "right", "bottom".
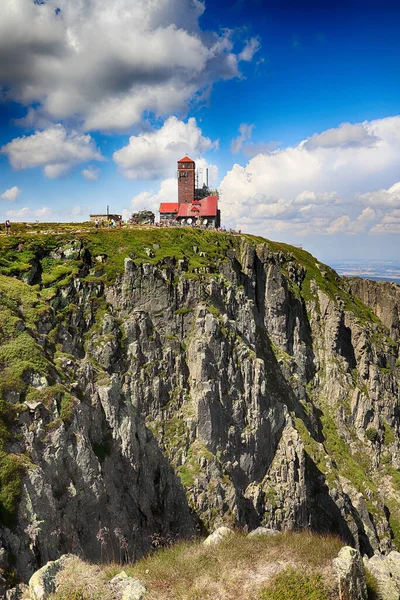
{"left": 0, "top": 223, "right": 393, "bottom": 329}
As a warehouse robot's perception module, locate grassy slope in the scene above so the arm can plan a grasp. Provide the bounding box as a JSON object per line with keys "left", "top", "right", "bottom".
{"left": 53, "top": 531, "right": 345, "bottom": 600}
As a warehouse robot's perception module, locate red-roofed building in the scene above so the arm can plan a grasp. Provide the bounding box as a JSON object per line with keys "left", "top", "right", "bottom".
{"left": 159, "top": 202, "right": 178, "bottom": 221}
{"left": 159, "top": 158, "right": 221, "bottom": 228}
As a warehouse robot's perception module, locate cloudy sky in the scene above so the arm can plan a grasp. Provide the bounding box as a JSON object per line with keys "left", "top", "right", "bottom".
{"left": 1, "top": 0, "right": 400, "bottom": 261}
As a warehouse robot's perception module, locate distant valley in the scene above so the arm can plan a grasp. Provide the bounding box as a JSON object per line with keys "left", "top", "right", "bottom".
{"left": 329, "top": 259, "right": 400, "bottom": 283}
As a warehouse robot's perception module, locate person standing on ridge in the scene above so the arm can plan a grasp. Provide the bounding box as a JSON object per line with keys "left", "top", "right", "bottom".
{"left": 5, "top": 220, "right": 11, "bottom": 235}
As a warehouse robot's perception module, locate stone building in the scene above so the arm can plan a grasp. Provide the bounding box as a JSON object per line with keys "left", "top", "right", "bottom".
{"left": 89, "top": 213, "right": 121, "bottom": 223}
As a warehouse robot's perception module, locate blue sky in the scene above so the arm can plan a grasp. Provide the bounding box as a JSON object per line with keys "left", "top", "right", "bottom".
{"left": 1, "top": 0, "right": 400, "bottom": 261}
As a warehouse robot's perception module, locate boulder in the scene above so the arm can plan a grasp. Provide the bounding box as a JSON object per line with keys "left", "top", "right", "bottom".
{"left": 203, "top": 526, "right": 234, "bottom": 547}
{"left": 333, "top": 546, "right": 368, "bottom": 600}
{"left": 248, "top": 527, "right": 280, "bottom": 538}
{"left": 29, "top": 555, "right": 74, "bottom": 600}
{"left": 110, "top": 572, "right": 147, "bottom": 600}
{"left": 364, "top": 551, "right": 400, "bottom": 600}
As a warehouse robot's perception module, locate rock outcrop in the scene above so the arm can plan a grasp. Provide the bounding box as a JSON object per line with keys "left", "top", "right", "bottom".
{"left": 345, "top": 277, "right": 400, "bottom": 345}
{"left": 333, "top": 546, "right": 368, "bottom": 600}
{"left": 0, "top": 228, "right": 399, "bottom": 589}
{"left": 364, "top": 551, "right": 400, "bottom": 600}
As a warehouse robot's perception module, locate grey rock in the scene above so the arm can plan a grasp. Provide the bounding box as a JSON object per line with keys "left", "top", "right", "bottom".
{"left": 29, "top": 555, "right": 73, "bottom": 600}
{"left": 248, "top": 527, "right": 279, "bottom": 538}
{"left": 333, "top": 546, "right": 367, "bottom": 600}
{"left": 364, "top": 551, "right": 400, "bottom": 600}
{"left": 110, "top": 572, "right": 147, "bottom": 600}
{"left": 203, "top": 527, "right": 234, "bottom": 547}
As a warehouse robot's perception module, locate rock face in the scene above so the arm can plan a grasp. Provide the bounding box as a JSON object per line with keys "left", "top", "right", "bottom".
{"left": 345, "top": 277, "right": 400, "bottom": 345}
{"left": 0, "top": 230, "right": 400, "bottom": 587}
{"left": 333, "top": 546, "right": 368, "bottom": 600}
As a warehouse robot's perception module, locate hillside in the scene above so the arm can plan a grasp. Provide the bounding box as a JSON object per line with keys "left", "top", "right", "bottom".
{"left": 0, "top": 223, "right": 399, "bottom": 594}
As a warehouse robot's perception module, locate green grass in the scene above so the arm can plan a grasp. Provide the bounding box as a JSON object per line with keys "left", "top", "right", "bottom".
{"left": 260, "top": 568, "right": 327, "bottom": 600}
{"left": 365, "top": 566, "right": 380, "bottom": 600}
{"left": 0, "top": 451, "right": 30, "bottom": 527}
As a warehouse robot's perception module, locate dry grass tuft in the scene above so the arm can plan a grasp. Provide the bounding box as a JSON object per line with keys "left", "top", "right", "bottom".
{"left": 104, "top": 530, "right": 344, "bottom": 600}
{"left": 50, "top": 556, "right": 113, "bottom": 600}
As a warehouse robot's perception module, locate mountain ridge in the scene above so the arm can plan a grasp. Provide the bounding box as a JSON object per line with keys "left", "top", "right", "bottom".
{"left": 0, "top": 225, "right": 399, "bottom": 592}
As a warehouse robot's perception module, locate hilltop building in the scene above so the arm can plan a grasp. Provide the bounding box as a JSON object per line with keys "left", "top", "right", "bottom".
{"left": 90, "top": 213, "right": 121, "bottom": 223}
{"left": 159, "top": 156, "right": 220, "bottom": 228}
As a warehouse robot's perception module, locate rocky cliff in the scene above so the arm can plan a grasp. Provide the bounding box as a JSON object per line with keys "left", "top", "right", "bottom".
{"left": 345, "top": 276, "right": 400, "bottom": 344}
{"left": 0, "top": 225, "right": 399, "bottom": 590}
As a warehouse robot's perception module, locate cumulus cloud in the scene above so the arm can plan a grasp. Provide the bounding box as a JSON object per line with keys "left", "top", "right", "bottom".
{"left": 122, "top": 177, "right": 177, "bottom": 221}
{"left": 1, "top": 125, "right": 103, "bottom": 178}
{"left": 219, "top": 115, "right": 400, "bottom": 236}
{"left": 114, "top": 116, "right": 217, "bottom": 179}
{"left": 358, "top": 181, "right": 400, "bottom": 209}
{"left": 5, "top": 206, "right": 53, "bottom": 219}
{"left": 82, "top": 167, "right": 101, "bottom": 181}
{"left": 304, "top": 122, "right": 378, "bottom": 150}
{"left": 0, "top": 186, "right": 21, "bottom": 202}
{"left": 231, "top": 123, "right": 254, "bottom": 154}
{"left": 0, "top": 0, "right": 258, "bottom": 131}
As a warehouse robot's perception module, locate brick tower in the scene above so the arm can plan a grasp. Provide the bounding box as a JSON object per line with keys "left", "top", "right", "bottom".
{"left": 177, "top": 156, "right": 195, "bottom": 204}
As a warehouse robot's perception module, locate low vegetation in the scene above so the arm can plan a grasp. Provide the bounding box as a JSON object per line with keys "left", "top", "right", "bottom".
{"left": 102, "top": 531, "right": 343, "bottom": 600}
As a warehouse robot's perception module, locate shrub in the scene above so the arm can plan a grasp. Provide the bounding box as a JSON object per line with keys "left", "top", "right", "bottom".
{"left": 260, "top": 568, "right": 327, "bottom": 600}
{"left": 366, "top": 428, "right": 378, "bottom": 443}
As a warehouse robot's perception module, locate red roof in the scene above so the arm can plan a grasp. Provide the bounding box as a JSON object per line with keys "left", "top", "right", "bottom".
{"left": 159, "top": 202, "right": 178, "bottom": 213}
{"left": 177, "top": 196, "right": 218, "bottom": 218}
{"left": 178, "top": 156, "right": 195, "bottom": 163}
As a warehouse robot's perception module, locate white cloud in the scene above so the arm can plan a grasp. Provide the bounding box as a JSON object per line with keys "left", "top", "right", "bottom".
{"left": 219, "top": 115, "right": 400, "bottom": 236}
{"left": 1, "top": 125, "right": 103, "bottom": 178}
{"left": 5, "top": 206, "right": 53, "bottom": 219}
{"left": 358, "top": 181, "right": 400, "bottom": 209}
{"left": 194, "top": 157, "right": 219, "bottom": 188}
{"left": 294, "top": 190, "right": 340, "bottom": 205}
{"left": 304, "top": 122, "right": 378, "bottom": 150}
{"left": 82, "top": 167, "right": 101, "bottom": 181}
{"left": 238, "top": 38, "right": 261, "bottom": 62}
{"left": 114, "top": 116, "right": 217, "bottom": 179}
{"left": 231, "top": 123, "right": 254, "bottom": 154}
{"left": 0, "top": 186, "right": 21, "bottom": 202}
{"left": 0, "top": 0, "right": 257, "bottom": 132}
{"left": 122, "top": 177, "right": 177, "bottom": 220}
